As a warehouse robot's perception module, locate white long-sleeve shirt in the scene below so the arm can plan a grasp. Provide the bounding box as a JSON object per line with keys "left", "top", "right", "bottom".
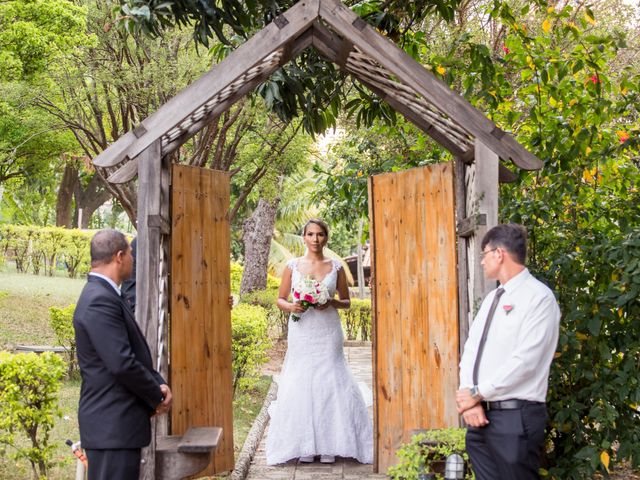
{"left": 459, "top": 268, "right": 560, "bottom": 402}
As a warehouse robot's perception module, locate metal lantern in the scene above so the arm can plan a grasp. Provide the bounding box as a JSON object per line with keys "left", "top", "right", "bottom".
{"left": 444, "top": 453, "right": 465, "bottom": 479}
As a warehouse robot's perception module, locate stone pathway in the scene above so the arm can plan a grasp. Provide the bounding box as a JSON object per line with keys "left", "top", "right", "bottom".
{"left": 246, "top": 346, "right": 387, "bottom": 480}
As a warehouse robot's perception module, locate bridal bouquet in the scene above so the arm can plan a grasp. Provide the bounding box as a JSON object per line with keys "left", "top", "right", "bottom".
{"left": 291, "top": 276, "right": 330, "bottom": 321}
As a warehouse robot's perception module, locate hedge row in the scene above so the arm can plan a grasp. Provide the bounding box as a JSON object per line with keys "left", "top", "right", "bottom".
{"left": 0, "top": 225, "right": 92, "bottom": 278}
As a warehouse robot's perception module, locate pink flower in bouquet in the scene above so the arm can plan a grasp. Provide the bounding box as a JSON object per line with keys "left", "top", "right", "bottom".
{"left": 290, "top": 276, "right": 330, "bottom": 321}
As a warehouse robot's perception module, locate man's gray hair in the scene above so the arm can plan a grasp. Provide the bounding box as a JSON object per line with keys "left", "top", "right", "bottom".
{"left": 90, "top": 229, "right": 129, "bottom": 266}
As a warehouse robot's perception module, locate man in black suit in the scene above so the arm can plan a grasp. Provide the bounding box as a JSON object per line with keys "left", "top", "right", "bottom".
{"left": 73, "top": 229, "right": 172, "bottom": 480}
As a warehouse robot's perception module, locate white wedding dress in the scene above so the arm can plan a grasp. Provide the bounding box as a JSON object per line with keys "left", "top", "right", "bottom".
{"left": 266, "top": 258, "right": 374, "bottom": 465}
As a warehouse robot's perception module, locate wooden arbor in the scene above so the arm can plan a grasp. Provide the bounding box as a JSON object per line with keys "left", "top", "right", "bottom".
{"left": 92, "top": 0, "right": 543, "bottom": 476}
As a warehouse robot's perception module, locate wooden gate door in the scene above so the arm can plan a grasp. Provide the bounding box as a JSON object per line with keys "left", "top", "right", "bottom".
{"left": 171, "top": 164, "right": 234, "bottom": 473}
{"left": 369, "top": 162, "right": 459, "bottom": 473}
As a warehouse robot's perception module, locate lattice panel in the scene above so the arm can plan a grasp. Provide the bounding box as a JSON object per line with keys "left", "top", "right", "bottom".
{"left": 344, "top": 48, "right": 473, "bottom": 152}
{"left": 465, "top": 162, "right": 479, "bottom": 320}
{"left": 161, "top": 49, "right": 284, "bottom": 149}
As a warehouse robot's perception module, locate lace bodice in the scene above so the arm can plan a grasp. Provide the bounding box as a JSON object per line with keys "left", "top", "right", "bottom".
{"left": 287, "top": 258, "right": 342, "bottom": 297}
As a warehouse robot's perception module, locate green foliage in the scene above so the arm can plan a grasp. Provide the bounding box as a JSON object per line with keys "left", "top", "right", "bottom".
{"left": 230, "top": 262, "right": 243, "bottom": 295}
{"left": 231, "top": 303, "right": 272, "bottom": 395}
{"left": 48, "top": 304, "right": 77, "bottom": 377}
{"left": 0, "top": 351, "right": 66, "bottom": 479}
{"left": 242, "top": 288, "right": 288, "bottom": 338}
{"left": 0, "top": 0, "right": 90, "bottom": 80}
{"left": 410, "top": 3, "right": 640, "bottom": 477}
{"left": 340, "top": 298, "right": 372, "bottom": 341}
{"left": 0, "top": 225, "right": 92, "bottom": 277}
{"left": 388, "top": 429, "right": 472, "bottom": 480}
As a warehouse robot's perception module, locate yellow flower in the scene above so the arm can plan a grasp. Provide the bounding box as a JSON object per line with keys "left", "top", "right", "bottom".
{"left": 542, "top": 19, "right": 552, "bottom": 33}
{"left": 436, "top": 65, "right": 446, "bottom": 75}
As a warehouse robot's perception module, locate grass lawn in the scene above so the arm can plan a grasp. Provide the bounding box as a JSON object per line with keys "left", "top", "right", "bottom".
{"left": 0, "top": 269, "right": 271, "bottom": 479}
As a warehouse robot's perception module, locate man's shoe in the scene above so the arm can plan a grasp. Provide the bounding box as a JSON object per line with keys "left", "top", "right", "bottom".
{"left": 320, "top": 455, "right": 335, "bottom": 463}
{"left": 299, "top": 455, "right": 315, "bottom": 463}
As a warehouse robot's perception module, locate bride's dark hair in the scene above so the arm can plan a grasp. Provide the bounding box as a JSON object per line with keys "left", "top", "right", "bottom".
{"left": 302, "top": 218, "right": 329, "bottom": 237}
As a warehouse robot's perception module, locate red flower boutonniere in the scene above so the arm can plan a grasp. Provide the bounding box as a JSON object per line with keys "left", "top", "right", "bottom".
{"left": 503, "top": 305, "right": 514, "bottom": 315}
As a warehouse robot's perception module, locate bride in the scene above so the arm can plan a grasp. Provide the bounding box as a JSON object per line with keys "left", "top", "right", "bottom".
{"left": 266, "top": 219, "right": 374, "bottom": 465}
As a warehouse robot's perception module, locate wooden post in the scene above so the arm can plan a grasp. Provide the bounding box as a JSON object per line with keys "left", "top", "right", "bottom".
{"left": 135, "top": 139, "right": 162, "bottom": 480}
{"left": 454, "top": 157, "right": 469, "bottom": 358}
{"left": 469, "top": 140, "right": 499, "bottom": 310}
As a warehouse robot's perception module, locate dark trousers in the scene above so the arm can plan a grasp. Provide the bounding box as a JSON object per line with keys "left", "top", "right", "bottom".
{"left": 466, "top": 402, "right": 547, "bottom": 480}
{"left": 85, "top": 448, "right": 141, "bottom": 480}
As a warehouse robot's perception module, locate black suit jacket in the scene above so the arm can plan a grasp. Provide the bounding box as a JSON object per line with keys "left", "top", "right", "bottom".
{"left": 73, "top": 275, "right": 165, "bottom": 449}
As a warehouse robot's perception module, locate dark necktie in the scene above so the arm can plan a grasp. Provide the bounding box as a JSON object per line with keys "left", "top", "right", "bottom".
{"left": 472, "top": 287, "right": 505, "bottom": 386}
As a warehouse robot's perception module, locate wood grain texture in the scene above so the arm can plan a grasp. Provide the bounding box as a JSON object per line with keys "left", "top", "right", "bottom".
{"left": 170, "top": 165, "right": 234, "bottom": 474}
{"left": 370, "top": 163, "right": 459, "bottom": 473}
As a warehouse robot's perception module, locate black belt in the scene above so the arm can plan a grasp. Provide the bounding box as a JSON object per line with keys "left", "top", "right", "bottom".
{"left": 481, "top": 400, "right": 545, "bottom": 411}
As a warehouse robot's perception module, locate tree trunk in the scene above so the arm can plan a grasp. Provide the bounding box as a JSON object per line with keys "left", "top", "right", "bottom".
{"left": 74, "top": 174, "right": 111, "bottom": 228}
{"left": 240, "top": 197, "right": 279, "bottom": 296}
{"left": 56, "top": 164, "right": 78, "bottom": 228}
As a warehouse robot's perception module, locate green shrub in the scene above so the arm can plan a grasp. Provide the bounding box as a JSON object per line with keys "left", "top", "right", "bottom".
{"left": 230, "top": 262, "right": 243, "bottom": 294}
{"left": 48, "top": 304, "right": 77, "bottom": 377}
{"left": 0, "top": 225, "right": 93, "bottom": 277}
{"left": 340, "top": 298, "right": 372, "bottom": 341}
{"left": 242, "top": 288, "right": 288, "bottom": 338}
{"left": 0, "top": 351, "right": 66, "bottom": 479}
{"left": 231, "top": 303, "right": 271, "bottom": 396}
{"left": 230, "top": 261, "right": 280, "bottom": 295}
{"left": 388, "top": 429, "right": 472, "bottom": 480}
{"left": 63, "top": 230, "right": 91, "bottom": 278}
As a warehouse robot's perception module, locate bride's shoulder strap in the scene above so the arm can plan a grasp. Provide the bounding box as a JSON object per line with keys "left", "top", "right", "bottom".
{"left": 286, "top": 258, "right": 298, "bottom": 271}
{"left": 333, "top": 259, "right": 343, "bottom": 271}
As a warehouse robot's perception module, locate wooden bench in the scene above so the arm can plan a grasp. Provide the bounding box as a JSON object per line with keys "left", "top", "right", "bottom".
{"left": 156, "top": 427, "right": 222, "bottom": 480}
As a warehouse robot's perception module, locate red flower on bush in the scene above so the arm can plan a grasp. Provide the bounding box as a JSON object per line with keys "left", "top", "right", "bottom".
{"left": 589, "top": 74, "right": 600, "bottom": 84}
{"left": 502, "top": 45, "right": 510, "bottom": 55}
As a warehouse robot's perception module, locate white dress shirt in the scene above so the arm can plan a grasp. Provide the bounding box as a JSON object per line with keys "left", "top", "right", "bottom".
{"left": 459, "top": 268, "right": 560, "bottom": 402}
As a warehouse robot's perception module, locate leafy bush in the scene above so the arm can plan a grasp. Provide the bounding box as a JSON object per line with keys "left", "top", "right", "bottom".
{"left": 0, "top": 225, "right": 92, "bottom": 278}
{"left": 230, "top": 262, "right": 243, "bottom": 294}
{"left": 0, "top": 351, "right": 66, "bottom": 479}
{"left": 340, "top": 298, "right": 371, "bottom": 341}
{"left": 231, "top": 261, "right": 280, "bottom": 295}
{"left": 388, "top": 428, "right": 472, "bottom": 480}
{"left": 48, "top": 304, "right": 77, "bottom": 377}
{"left": 242, "top": 288, "right": 288, "bottom": 338}
{"left": 231, "top": 303, "right": 271, "bottom": 395}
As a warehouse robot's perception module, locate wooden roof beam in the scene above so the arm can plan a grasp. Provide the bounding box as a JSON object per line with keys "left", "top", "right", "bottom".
{"left": 93, "top": 0, "right": 320, "bottom": 169}
{"left": 318, "top": 0, "right": 542, "bottom": 171}
{"left": 312, "top": 21, "right": 468, "bottom": 157}
{"left": 106, "top": 27, "right": 315, "bottom": 184}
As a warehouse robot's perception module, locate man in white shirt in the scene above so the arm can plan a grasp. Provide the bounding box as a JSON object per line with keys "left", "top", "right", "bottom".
{"left": 456, "top": 224, "right": 560, "bottom": 480}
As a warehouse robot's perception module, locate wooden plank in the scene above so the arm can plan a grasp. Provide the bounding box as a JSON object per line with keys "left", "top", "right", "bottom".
{"left": 135, "top": 140, "right": 162, "bottom": 480}
{"left": 457, "top": 214, "right": 487, "bottom": 238}
{"left": 367, "top": 175, "right": 379, "bottom": 472}
{"left": 171, "top": 165, "right": 234, "bottom": 474}
{"left": 454, "top": 158, "right": 470, "bottom": 365}
{"left": 370, "top": 163, "right": 459, "bottom": 474}
{"left": 161, "top": 27, "right": 314, "bottom": 156}
{"left": 93, "top": 0, "right": 319, "bottom": 169}
{"left": 177, "top": 427, "right": 223, "bottom": 453}
{"left": 317, "top": 0, "right": 542, "bottom": 171}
